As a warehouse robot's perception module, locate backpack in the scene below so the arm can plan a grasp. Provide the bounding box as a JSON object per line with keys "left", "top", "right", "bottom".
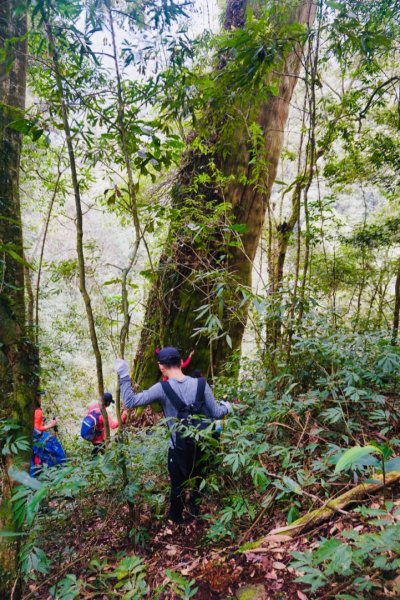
{"left": 30, "top": 429, "right": 67, "bottom": 476}
{"left": 80, "top": 409, "right": 102, "bottom": 441}
{"left": 161, "top": 377, "right": 208, "bottom": 450}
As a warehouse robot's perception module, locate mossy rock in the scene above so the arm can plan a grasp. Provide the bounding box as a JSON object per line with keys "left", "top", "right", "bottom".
{"left": 236, "top": 584, "right": 267, "bottom": 600}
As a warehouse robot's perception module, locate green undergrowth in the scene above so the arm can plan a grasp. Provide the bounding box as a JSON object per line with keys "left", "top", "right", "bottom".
{"left": 3, "top": 328, "right": 400, "bottom": 598}
{"left": 291, "top": 503, "right": 400, "bottom": 598}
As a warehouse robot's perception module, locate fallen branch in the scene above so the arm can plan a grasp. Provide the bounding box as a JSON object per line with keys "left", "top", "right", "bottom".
{"left": 267, "top": 421, "right": 298, "bottom": 432}
{"left": 259, "top": 463, "right": 351, "bottom": 516}
{"left": 242, "top": 471, "right": 400, "bottom": 550}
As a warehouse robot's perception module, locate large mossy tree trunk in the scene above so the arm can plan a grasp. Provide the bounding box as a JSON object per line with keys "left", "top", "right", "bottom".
{"left": 0, "top": 2, "right": 38, "bottom": 597}
{"left": 134, "top": 0, "right": 316, "bottom": 387}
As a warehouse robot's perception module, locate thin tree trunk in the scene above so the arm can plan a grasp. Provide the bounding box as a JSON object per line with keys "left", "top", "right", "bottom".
{"left": 106, "top": 1, "right": 142, "bottom": 527}
{"left": 392, "top": 259, "right": 400, "bottom": 344}
{"left": 353, "top": 190, "right": 369, "bottom": 332}
{"left": 297, "top": 8, "right": 320, "bottom": 325}
{"left": 134, "top": 0, "right": 316, "bottom": 387}
{"left": 0, "top": 2, "right": 38, "bottom": 596}
{"left": 106, "top": 0, "right": 141, "bottom": 365}
{"left": 377, "top": 279, "right": 389, "bottom": 329}
{"left": 267, "top": 77, "right": 310, "bottom": 357}
{"left": 106, "top": 0, "right": 142, "bottom": 423}
{"left": 35, "top": 161, "right": 62, "bottom": 344}
{"left": 354, "top": 269, "right": 366, "bottom": 331}
{"left": 41, "top": 7, "right": 109, "bottom": 438}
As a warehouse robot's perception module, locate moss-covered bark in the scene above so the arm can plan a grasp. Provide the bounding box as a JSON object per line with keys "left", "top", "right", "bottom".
{"left": 0, "top": 2, "right": 38, "bottom": 596}
{"left": 134, "top": 0, "right": 316, "bottom": 387}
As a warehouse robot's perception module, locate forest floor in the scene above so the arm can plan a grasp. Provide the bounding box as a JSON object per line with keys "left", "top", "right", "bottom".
{"left": 23, "top": 479, "right": 400, "bottom": 600}
{"left": 22, "top": 396, "right": 400, "bottom": 599}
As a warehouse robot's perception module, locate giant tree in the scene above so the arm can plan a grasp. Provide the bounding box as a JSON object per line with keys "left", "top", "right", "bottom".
{"left": 0, "top": 0, "right": 38, "bottom": 596}
{"left": 134, "top": 0, "right": 316, "bottom": 385}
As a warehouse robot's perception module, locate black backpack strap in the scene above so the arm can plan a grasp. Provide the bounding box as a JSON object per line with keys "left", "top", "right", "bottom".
{"left": 196, "top": 377, "right": 206, "bottom": 404}
{"left": 161, "top": 381, "right": 188, "bottom": 451}
{"left": 161, "top": 380, "right": 186, "bottom": 412}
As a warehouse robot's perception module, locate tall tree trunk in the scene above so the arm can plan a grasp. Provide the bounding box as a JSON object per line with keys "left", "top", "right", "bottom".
{"left": 134, "top": 0, "right": 316, "bottom": 387}
{"left": 41, "top": 6, "right": 109, "bottom": 438}
{"left": 0, "top": 2, "right": 38, "bottom": 597}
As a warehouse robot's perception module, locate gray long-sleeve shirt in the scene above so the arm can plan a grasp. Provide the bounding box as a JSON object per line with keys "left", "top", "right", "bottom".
{"left": 120, "top": 375, "right": 228, "bottom": 444}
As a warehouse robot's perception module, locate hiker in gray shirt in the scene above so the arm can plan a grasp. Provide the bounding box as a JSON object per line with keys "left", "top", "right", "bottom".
{"left": 114, "top": 347, "right": 231, "bottom": 524}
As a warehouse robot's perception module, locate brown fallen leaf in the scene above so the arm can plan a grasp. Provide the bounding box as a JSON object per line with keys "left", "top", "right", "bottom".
{"left": 166, "top": 545, "right": 178, "bottom": 556}
{"left": 297, "top": 591, "right": 308, "bottom": 600}
{"left": 180, "top": 557, "right": 201, "bottom": 575}
{"left": 272, "top": 561, "right": 286, "bottom": 570}
{"left": 265, "top": 571, "right": 278, "bottom": 580}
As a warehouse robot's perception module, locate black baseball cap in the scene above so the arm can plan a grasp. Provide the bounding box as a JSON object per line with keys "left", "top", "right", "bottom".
{"left": 157, "top": 347, "right": 181, "bottom": 363}
{"left": 103, "top": 392, "right": 114, "bottom": 404}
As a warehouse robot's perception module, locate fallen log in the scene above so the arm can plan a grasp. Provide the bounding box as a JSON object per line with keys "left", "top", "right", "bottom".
{"left": 240, "top": 471, "right": 400, "bottom": 551}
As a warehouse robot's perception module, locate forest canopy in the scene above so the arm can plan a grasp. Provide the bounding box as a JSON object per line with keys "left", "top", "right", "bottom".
{"left": 1, "top": 0, "right": 400, "bottom": 598}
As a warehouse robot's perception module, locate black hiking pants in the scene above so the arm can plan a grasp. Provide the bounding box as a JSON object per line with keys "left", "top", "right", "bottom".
{"left": 91, "top": 442, "right": 105, "bottom": 457}
{"left": 167, "top": 438, "right": 204, "bottom": 520}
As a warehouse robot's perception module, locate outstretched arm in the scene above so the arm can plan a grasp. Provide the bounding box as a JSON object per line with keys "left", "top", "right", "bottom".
{"left": 181, "top": 350, "right": 194, "bottom": 370}
{"left": 108, "top": 415, "right": 120, "bottom": 429}
{"left": 204, "top": 383, "right": 231, "bottom": 419}
{"left": 115, "top": 359, "right": 164, "bottom": 410}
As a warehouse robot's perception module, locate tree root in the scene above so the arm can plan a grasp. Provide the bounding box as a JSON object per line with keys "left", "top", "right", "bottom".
{"left": 240, "top": 471, "right": 400, "bottom": 551}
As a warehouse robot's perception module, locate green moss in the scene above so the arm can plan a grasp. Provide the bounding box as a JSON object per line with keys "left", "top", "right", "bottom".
{"left": 236, "top": 584, "right": 266, "bottom": 599}
{"left": 238, "top": 537, "right": 265, "bottom": 552}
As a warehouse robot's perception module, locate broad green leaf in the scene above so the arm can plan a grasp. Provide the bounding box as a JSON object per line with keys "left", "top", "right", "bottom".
{"left": 282, "top": 476, "right": 302, "bottom": 494}
{"left": 9, "top": 467, "right": 43, "bottom": 490}
{"left": 27, "top": 487, "right": 49, "bottom": 526}
{"left": 334, "top": 445, "right": 381, "bottom": 474}
{"left": 385, "top": 457, "right": 400, "bottom": 473}
{"left": 287, "top": 505, "right": 299, "bottom": 524}
{"left": 315, "top": 538, "right": 342, "bottom": 562}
